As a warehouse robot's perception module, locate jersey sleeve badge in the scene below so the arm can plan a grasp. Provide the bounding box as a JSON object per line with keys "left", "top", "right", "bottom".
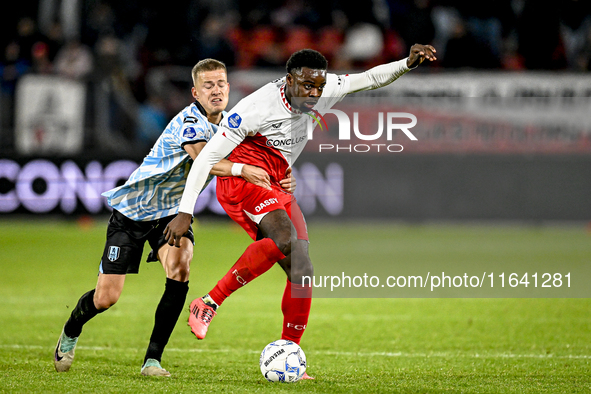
{"left": 183, "top": 127, "right": 197, "bottom": 138}
{"left": 228, "top": 113, "right": 242, "bottom": 128}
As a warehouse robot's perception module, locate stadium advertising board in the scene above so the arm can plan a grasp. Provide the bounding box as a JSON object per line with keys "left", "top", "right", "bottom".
{"left": 0, "top": 158, "right": 344, "bottom": 217}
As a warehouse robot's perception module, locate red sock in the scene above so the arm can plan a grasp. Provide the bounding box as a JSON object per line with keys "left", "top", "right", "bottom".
{"left": 281, "top": 279, "right": 313, "bottom": 345}
{"left": 208, "top": 238, "right": 285, "bottom": 306}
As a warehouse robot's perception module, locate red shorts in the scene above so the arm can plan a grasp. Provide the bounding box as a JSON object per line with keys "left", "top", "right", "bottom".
{"left": 216, "top": 177, "right": 309, "bottom": 241}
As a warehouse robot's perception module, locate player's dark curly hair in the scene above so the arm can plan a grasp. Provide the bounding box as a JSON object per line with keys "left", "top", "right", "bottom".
{"left": 286, "top": 49, "right": 328, "bottom": 75}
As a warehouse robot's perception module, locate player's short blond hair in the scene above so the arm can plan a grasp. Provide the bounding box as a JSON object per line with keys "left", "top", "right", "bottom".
{"left": 192, "top": 59, "right": 227, "bottom": 86}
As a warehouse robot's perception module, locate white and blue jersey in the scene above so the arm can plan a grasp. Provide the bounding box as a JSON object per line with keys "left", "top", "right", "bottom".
{"left": 102, "top": 102, "right": 222, "bottom": 221}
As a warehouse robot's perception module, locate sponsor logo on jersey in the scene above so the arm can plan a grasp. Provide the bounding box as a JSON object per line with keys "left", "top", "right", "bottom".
{"left": 265, "top": 135, "right": 306, "bottom": 147}
{"left": 228, "top": 113, "right": 242, "bottom": 128}
{"left": 183, "top": 116, "right": 198, "bottom": 124}
{"left": 108, "top": 246, "right": 120, "bottom": 262}
{"left": 183, "top": 127, "right": 197, "bottom": 138}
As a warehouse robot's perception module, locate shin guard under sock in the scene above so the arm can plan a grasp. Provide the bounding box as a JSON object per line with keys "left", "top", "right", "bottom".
{"left": 281, "top": 279, "right": 312, "bottom": 345}
{"left": 64, "top": 289, "right": 104, "bottom": 338}
{"left": 144, "top": 278, "right": 189, "bottom": 363}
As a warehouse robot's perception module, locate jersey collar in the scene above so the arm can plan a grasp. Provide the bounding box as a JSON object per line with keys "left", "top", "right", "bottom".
{"left": 280, "top": 84, "right": 292, "bottom": 112}
{"left": 193, "top": 100, "right": 207, "bottom": 116}
{"left": 280, "top": 84, "right": 303, "bottom": 114}
{"left": 193, "top": 100, "right": 225, "bottom": 124}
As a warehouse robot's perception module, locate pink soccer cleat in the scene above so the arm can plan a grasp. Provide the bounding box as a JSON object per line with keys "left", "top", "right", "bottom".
{"left": 301, "top": 372, "right": 315, "bottom": 380}
{"left": 188, "top": 298, "right": 217, "bottom": 339}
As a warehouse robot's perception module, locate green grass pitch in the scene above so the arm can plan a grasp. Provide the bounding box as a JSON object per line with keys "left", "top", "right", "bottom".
{"left": 0, "top": 217, "right": 590, "bottom": 393}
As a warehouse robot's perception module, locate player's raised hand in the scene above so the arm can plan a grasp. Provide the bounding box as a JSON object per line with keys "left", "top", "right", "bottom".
{"left": 241, "top": 164, "right": 272, "bottom": 190}
{"left": 407, "top": 44, "right": 436, "bottom": 68}
{"left": 164, "top": 212, "right": 192, "bottom": 247}
{"left": 280, "top": 168, "right": 296, "bottom": 193}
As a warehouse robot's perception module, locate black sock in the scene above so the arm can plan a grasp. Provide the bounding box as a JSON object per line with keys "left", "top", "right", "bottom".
{"left": 64, "top": 289, "right": 105, "bottom": 338}
{"left": 144, "top": 278, "right": 189, "bottom": 364}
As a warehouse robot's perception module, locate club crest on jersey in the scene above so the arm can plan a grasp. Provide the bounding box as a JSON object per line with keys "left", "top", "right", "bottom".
{"left": 108, "top": 246, "right": 120, "bottom": 262}
{"left": 228, "top": 113, "right": 242, "bottom": 128}
{"left": 183, "top": 127, "right": 197, "bottom": 138}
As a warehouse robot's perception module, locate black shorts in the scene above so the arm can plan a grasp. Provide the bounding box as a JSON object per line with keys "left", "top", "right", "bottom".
{"left": 99, "top": 210, "right": 194, "bottom": 275}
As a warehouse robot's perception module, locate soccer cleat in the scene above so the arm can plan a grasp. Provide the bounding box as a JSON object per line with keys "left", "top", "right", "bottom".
{"left": 141, "top": 358, "right": 171, "bottom": 377}
{"left": 188, "top": 297, "right": 217, "bottom": 339}
{"left": 301, "top": 372, "right": 315, "bottom": 380}
{"left": 54, "top": 328, "right": 78, "bottom": 372}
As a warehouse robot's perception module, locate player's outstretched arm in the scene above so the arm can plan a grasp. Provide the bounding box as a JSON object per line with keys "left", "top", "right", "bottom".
{"left": 346, "top": 43, "right": 436, "bottom": 94}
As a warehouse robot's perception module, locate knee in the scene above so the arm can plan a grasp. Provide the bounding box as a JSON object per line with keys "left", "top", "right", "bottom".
{"left": 289, "top": 258, "right": 314, "bottom": 284}
{"left": 272, "top": 233, "right": 292, "bottom": 256}
{"left": 93, "top": 289, "right": 119, "bottom": 310}
{"left": 164, "top": 246, "right": 192, "bottom": 282}
{"left": 168, "top": 261, "right": 190, "bottom": 282}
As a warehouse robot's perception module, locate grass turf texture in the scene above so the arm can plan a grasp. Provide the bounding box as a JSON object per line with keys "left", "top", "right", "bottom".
{"left": 0, "top": 218, "right": 590, "bottom": 393}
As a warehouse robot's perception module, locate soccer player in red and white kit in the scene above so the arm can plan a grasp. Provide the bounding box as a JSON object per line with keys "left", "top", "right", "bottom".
{"left": 164, "top": 45, "right": 436, "bottom": 378}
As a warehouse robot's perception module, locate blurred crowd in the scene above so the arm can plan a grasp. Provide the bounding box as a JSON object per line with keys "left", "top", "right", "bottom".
{"left": 1, "top": 0, "right": 590, "bottom": 152}
{"left": 2, "top": 1, "right": 591, "bottom": 77}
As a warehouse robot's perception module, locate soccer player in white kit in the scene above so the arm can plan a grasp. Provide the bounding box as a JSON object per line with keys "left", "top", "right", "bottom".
{"left": 165, "top": 45, "right": 436, "bottom": 378}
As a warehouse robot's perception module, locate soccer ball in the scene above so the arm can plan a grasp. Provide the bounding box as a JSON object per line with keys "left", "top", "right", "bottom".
{"left": 259, "top": 339, "right": 306, "bottom": 382}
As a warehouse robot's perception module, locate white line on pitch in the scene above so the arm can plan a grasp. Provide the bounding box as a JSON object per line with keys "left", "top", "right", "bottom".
{"left": 3, "top": 344, "right": 591, "bottom": 359}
